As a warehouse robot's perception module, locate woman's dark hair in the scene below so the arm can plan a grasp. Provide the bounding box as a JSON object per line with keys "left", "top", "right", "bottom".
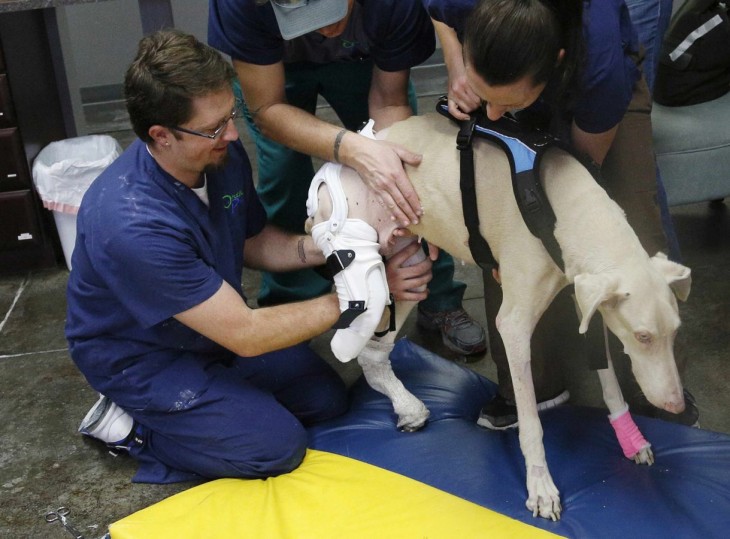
{"left": 124, "top": 29, "right": 236, "bottom": 142}
{"left": 463, "top": 0, "right": 584, "bottom": 104}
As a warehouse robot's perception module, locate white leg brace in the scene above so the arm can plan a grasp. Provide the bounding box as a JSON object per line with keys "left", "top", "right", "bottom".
{"left": 308, "top": 162, "right": 391, "bottom": 363}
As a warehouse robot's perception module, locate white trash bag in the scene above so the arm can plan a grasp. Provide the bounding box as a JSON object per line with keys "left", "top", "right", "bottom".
{"left": 32, "top": 135, "right": 122, "bottom": 214}
{"left": 32, "top": 135, "right": 123, "bottom": 270}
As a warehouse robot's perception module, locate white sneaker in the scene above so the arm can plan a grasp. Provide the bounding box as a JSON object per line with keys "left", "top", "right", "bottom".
{"left": 78, "top": 395, "right": 134, "bottom": 447}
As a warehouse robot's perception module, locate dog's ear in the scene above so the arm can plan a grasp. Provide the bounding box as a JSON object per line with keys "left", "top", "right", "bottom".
{"left": 574, "top": 273, "right": 622, "bottom": 333}
{"left": 649, "top": 253, "right": 692, "bottom": 302}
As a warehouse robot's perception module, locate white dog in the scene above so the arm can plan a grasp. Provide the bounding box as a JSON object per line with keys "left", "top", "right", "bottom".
{"left": 306, "top": 113, "right": 691, "bottom": 521}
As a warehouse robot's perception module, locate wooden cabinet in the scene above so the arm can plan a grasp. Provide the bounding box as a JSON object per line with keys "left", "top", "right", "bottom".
{"left": 0, "top": 128, "right": 30, "bottom": 192}
{"left": 0, "top": 74, "right": 16, "bottom": 128}
{"left": 0, "top": 190, "right": 42, "bottom": 252}
{"left": 0, "top": 11, "right": 67, "bottom": 272}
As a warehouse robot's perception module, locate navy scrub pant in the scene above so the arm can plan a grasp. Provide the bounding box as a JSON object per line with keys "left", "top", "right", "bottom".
{"left": 122, "top": 343, "right": 347, "bottom": 484}
{"left": 239, "top": 60, "right": 466, "bottom": 311}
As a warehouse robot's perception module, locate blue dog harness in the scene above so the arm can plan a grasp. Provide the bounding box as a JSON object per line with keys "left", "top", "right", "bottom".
{"left": 436, "top": 97, "right": 602, "bottom": 273}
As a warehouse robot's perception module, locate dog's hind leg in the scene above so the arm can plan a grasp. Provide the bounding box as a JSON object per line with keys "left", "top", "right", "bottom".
{"left": 357, "top": 238, "right": 429, "bottom": 432}
{"left": 307, "top": 163, "right": 427, "bottom": 431}
{"left": 595, "top": 323, "right": 654, "bottom": 465}
{"left": 358, "top": 329, "right": 430, "bottom": 432}
{"left": 356, "top": 239, "right": 430, "bottom": 432}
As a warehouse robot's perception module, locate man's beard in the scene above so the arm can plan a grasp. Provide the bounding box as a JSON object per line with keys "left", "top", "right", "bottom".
{"left": 203, "top": 151, "right": 229, "bottom": 174}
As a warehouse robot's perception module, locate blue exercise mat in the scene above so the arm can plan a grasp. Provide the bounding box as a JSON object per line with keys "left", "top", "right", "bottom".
{"left": 308, "top": 338, "right": 730, "bottom": 538}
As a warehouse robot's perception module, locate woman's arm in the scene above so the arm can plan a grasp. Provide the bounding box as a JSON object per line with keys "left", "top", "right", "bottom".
{"left": 571, "top": 122, "right": 619, "bottom": 166}
{"left": 433, "top": 18, "right": 481, "bottom": 120}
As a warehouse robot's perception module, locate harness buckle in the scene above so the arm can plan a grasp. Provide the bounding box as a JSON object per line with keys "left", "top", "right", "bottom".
{"left": 531, "top": 134, "right": 553, "bottom": 148}
{"left": 456, "top": 114, "right": 478, "bottom": 151}
{"left": 522, "top": 188, "right": 542, "bottom": 213}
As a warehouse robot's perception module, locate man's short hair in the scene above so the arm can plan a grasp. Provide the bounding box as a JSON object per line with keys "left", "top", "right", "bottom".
{"left": 124, "top": 29, "right": 236, "bottom": 143}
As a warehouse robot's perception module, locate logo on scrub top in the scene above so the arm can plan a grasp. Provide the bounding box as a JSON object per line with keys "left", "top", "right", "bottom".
{"left": 222, "top": 190, "right": 243, "bottom": 211}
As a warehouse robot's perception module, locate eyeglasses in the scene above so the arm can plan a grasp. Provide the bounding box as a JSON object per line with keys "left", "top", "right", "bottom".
{"left": 170, "top": 99, "right": 242, "bottom": 140}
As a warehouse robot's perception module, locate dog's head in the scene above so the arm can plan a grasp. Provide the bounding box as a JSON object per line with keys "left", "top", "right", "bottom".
{"left": 573, "top": 253, "right": 691, "bottom": 413}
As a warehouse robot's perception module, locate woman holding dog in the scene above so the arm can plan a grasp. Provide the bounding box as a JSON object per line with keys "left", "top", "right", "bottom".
{"left": 423, "top": 0, "right": 698, "bottom": 428}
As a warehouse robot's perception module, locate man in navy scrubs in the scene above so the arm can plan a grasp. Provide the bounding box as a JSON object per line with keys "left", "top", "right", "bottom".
{"left": 66, "top": 29, "right": 432, "bottom": 483}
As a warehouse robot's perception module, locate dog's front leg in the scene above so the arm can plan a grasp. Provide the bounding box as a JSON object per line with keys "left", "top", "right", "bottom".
{"left": 595, "top": 324, "right": 653, "bottom": 465}
{"left": 498, "top": 308, "right": 561, "bottom": 520}
{"left": 358, "top": 331, "right": 430, "bottom": 431}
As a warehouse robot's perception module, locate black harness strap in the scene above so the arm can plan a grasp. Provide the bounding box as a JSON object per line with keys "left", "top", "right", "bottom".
{"left": 456, "top": 114, "right": 499, "bottom": 271}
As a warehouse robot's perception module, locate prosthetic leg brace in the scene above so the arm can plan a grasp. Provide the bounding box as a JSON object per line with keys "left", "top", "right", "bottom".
{"left": 308, "top": 163, "right": 391, "bottom": 362}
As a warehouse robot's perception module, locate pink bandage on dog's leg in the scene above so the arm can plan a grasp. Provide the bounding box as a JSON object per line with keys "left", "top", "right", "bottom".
{"left": 609, "top": 406, "right": 651, "bottom": 459}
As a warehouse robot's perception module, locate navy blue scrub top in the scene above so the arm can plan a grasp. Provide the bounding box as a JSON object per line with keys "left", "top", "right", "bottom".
{"left": 65, "top": 138, "right": 266, "bottom": 397}
{"left": 208, "top": 0, "right": 436, "bottom": 72}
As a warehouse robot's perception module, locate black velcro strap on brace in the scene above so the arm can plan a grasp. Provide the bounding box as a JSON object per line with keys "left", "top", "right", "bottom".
{"left": 373, "top": 294, "right": 396, "bottom": 337}
{"left": 326, "top": 249, "right": 355, "bottom": 276}
{"left": 332, "top": 300, "right": 367, "bottom": 329}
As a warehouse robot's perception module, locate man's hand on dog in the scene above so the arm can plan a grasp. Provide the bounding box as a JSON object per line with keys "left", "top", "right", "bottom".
{"left": 348, "top": 136, "right": 424, "bottom": 227}
{"left": 385, "top": 238, "right": 433, "bottom": 302}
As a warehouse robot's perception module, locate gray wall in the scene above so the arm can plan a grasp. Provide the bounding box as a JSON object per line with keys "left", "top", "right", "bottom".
{"left": 55, "top": 0, "right": 209, "bottom": 135}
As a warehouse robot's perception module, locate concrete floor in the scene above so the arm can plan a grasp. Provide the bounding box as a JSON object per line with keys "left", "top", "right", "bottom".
{"left": 2, "top": 88, "right": 729, "bottom": 537}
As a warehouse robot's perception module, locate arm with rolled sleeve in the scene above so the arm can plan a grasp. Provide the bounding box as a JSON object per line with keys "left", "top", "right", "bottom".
{"left": 570, "top": 1, "right": 640, "bottom": 164}
{"left": 208, "top": 0, "right": 433, "bottom": 226}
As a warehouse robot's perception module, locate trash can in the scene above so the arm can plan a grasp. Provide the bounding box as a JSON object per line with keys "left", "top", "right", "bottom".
{"left": 32, "top": 135, "right": 123, "bottom": 270}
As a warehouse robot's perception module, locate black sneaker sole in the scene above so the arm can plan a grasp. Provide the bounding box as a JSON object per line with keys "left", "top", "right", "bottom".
{"left": 439, "top": 333, "right": 487, "bottom": 356}
{"left": 477, "top": 414, "right": 518, "bottom": 430}
{"left": 477, "top": 390, "right": 570, "bottom": 431}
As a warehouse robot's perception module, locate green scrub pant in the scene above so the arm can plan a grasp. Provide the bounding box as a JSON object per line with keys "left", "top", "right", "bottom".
{"left": 240, "top": 60, "right": 465, "bottom": 309}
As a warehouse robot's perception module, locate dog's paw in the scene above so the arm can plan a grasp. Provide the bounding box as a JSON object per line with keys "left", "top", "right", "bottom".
{"left": 395, "top": 401, "right": 430, "bottom": 432}
{"left": 632, "top": 445, "right": 655, "bottom": 465}
{"left": 526, "top": 465, "right": 562, "bottom": 521}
